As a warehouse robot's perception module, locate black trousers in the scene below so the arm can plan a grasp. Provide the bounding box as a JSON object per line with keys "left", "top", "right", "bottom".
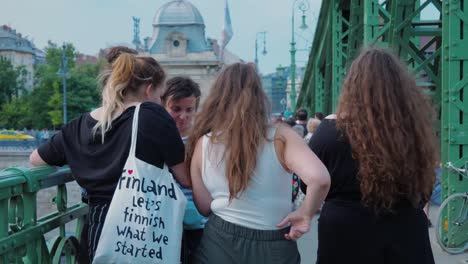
{"left": 181, "top": 229, "right": 204, "bottom": 264}
{"left": 316, "top": 200, "right": 435, "bottom": 264}
{"left": 78, "top": 200, "right": 110, "bottom": 264}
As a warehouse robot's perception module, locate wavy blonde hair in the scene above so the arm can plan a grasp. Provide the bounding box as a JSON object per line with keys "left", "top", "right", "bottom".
{"left": 186, "top": 63, "right": 271, "bottom": 200}
{"left": 306, "top": 118, "right": 321, "bottom": 134}
{"left": 336, "top": 47, "right": 437, "bottom": 212}
{"left": 94, "top": 51, "right": 165, "bottom": 142}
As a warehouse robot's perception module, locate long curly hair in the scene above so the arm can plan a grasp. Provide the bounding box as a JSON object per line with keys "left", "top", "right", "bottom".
{"left": 336, "top": 47, "right": 437, "bottom": 212}
{"left": 186, "top": 63, "right": 270, "bottom": 200}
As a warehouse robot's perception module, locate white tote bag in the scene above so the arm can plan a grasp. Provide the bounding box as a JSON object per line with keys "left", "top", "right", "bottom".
{"left": 93, "top": 103, "right": 187, "bottom": 264}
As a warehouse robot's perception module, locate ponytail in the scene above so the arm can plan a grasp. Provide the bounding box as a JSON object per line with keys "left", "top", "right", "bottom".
{"left": 94, "top": 53, "right": 135, "bottom": 143}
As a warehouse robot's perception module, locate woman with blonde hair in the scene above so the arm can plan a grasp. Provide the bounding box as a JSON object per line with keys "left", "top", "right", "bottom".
{"left": 187, "top": 63, "right": 330, "bottom": 263}
{"left": 312, "top": 47, "right": 437, "bottom": 263}
{"left": 30, "top": 48, "right": 190, "bottom": 263}
{"left": 304, "top": 118, "right": 321, "bottom": 143}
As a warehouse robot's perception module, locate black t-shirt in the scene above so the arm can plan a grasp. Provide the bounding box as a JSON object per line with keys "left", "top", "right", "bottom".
{"left": 302, "top": 119, "right": 361, "bottom": 201}
{"left": 38, "top": 102, "right": 185, "bottom": 199}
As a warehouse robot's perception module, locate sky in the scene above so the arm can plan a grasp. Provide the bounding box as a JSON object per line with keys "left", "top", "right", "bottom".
{"left": 1, "top": 0, "right": 322, "bottom": 74}
{"left": 1, "top": 0, "right": 439, "bottom": 74}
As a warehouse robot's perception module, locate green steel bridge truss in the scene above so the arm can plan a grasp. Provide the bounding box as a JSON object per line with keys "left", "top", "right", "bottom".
{"left": 0, "top": 166, "right": 87, "bottom": 263}
{"left": 297, "top": 0, "right": 468, "bottom": 252}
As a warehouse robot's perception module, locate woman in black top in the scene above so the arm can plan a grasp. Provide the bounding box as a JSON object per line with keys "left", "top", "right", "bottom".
{"left": 29, "top": 48, "right": 191, "bottom": 263}
{"left": 311, "top": 47, "right": 437, "bottom": 264}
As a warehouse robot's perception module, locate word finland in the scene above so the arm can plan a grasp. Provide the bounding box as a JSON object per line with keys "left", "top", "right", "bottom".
{"left": 119, "top": 169, "right": 178, "bottom": 200}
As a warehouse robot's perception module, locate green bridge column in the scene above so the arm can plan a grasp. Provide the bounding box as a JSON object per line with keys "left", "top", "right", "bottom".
{"left": 441, "top": 0, "right": 468, "bottom": 249}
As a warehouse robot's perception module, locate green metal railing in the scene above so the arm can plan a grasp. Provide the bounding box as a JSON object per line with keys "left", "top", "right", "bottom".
{"left": 0, "top": 166, "right": 88, "bottom": 263}
{"left": 297, "top": 0, "right": 468, "bottom": 254}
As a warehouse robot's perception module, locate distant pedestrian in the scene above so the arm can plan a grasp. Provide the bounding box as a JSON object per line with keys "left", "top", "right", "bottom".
{"left": 314, "top": 112, "right": 324, "bottom": 121}
{"left": 304, "top": 118, "right": 321, "bottom": 144}
{"left": 295, "top": 108, "right": 308, "bottom": 136}
{"left": 40, "top": 128, "right": 50, "bottom": 144}
{"left": 292, "top": 124, "right": 305, "bottom": 137}
{"left": 286, "top": 117, "right": 296, "bottom": 127}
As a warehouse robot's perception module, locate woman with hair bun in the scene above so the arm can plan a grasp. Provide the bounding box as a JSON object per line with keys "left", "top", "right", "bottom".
{"left": 29, "top": 47, "right": 190, "bottom": 263}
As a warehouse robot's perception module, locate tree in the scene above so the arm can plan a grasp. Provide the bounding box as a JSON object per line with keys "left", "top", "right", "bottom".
{"left": 0, "top": 96, "right": 31, "bottom": 129}
{"left": 66, "top": 62, "right": 102, "bottom": 120}
{"left": 26, "top": 42, "right": 73, "bottom": 129}
{"left": 47, "top": 82, "right": 63, "bottom": 129}
{"left": 0, "top": 58, "right": 19, "bottom": 105}
{"left": 15, "top": 65, "right": 28, "bottom": 97}
{"left": 0, "top": 41, "right": 102, "bottom": 129}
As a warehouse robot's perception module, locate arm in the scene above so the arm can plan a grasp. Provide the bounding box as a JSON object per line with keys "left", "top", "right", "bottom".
{"left": 190, "top": 137, "right": 213, "bottom": 216}
{"left": 29, "top": 131, "right": 67, "bottom": 167}
{"left": 276, "top": 125, "right": 331, "bottom": 240}
{"left": 170, "top": 162, "right": 192, "bottom": 189}
{"left": 29, "top": 149, "right": 48, "bottom": 166}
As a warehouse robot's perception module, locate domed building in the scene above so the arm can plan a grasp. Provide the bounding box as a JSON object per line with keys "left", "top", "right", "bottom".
{"left": 149, "top": 0, "right": 210, "bottom": 55}
{"left": 137, "top": 0, "right": 242, "bottom": 102}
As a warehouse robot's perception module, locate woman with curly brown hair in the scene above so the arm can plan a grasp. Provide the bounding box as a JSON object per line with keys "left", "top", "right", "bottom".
{"left": 312, "top": 47, "right": 437, "bottom": 264}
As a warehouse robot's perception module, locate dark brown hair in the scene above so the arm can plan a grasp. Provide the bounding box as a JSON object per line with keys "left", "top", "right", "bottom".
{"left": 186, "top": 63, "right": 271, "bottom": 200}
{"left": 296, "top": 108, "right": 308, "bottom": 121}
{"left": 161, "top": 77, "right": 201, "bottom": 108}
{"left": 105, "top": 46, "right": 138, "bottom": 64}
{"left": 336, "top": 47, "right": 437, "bottom": 212}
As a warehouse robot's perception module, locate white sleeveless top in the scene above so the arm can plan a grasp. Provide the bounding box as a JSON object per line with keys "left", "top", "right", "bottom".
{"left": 202, "top": 127, "right": 293, "bottom": 230}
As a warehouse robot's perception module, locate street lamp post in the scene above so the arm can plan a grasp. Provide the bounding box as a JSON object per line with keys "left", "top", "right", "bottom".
{"left": 290, "top": 0, "right": 309, "bottom": 111}
{"left": 255, "top": 31, "right": 267, "bottom": 70}
{"left": 57, "top": 43, "right": 69, "bottom": 124}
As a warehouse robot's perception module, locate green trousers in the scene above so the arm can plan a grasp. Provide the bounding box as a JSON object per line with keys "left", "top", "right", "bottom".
{"left": 195, "top": 214, "right": 301, "bottom": 264}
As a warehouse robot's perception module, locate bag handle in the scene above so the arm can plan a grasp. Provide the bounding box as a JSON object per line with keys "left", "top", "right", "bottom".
{"left": 128, "top": 103, "right": 141, "bottom": 158}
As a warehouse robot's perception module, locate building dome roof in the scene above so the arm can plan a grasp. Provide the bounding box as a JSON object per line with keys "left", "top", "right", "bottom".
{"left": 154, "top": 0, "right": 205, "bottom": 26}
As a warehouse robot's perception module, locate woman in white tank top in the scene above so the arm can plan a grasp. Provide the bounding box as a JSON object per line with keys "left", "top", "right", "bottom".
{"left": 186, "top": 63, "right": 330, "bottom": 264}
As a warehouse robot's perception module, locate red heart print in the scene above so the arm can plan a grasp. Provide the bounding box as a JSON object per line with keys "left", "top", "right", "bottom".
{"left": 128, "top": 170, "right": 133, "bottom": 175}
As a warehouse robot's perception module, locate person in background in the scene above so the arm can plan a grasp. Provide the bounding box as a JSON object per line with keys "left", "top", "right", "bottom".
{"left": 29, "top": 49, "right": 190, "bottom": 263}
{"left": 296, "top": 117, "right": 323, "bottom": 208}
{"left": 40, "top": 128, "right": 50, "bottom": 144}
{"left": 295, "top": 108, "right": 308, "bottom": 136}
{"left": 161, "top": 76, "right": 204, "bottom": 264}
{"left": 187, "top": 63, "right": 330, "bottom": 264}
{"left": 286, "top": 117, "right": 297, "bottom": 127}
{"left": 424, "top": 163, "right": 443, "bottom": 227}
{"left": 314, "top": 112, "right": 324, "bottom": 121}
{"left": 304, "top": 118, "right": 321, "bottom": 144}
{"left": 292, "top": 125, "right": 305, "bottom": 137}
{"left": 312, "top": 47, "right": 437, "bottom": 264}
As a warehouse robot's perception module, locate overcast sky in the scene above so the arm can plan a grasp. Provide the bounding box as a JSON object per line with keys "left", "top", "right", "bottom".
{"left": 1, "top": 0, "right": 439, "bottom": 74}
{"left": 1, "top": 0, "right": 322, "bottom": 74}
